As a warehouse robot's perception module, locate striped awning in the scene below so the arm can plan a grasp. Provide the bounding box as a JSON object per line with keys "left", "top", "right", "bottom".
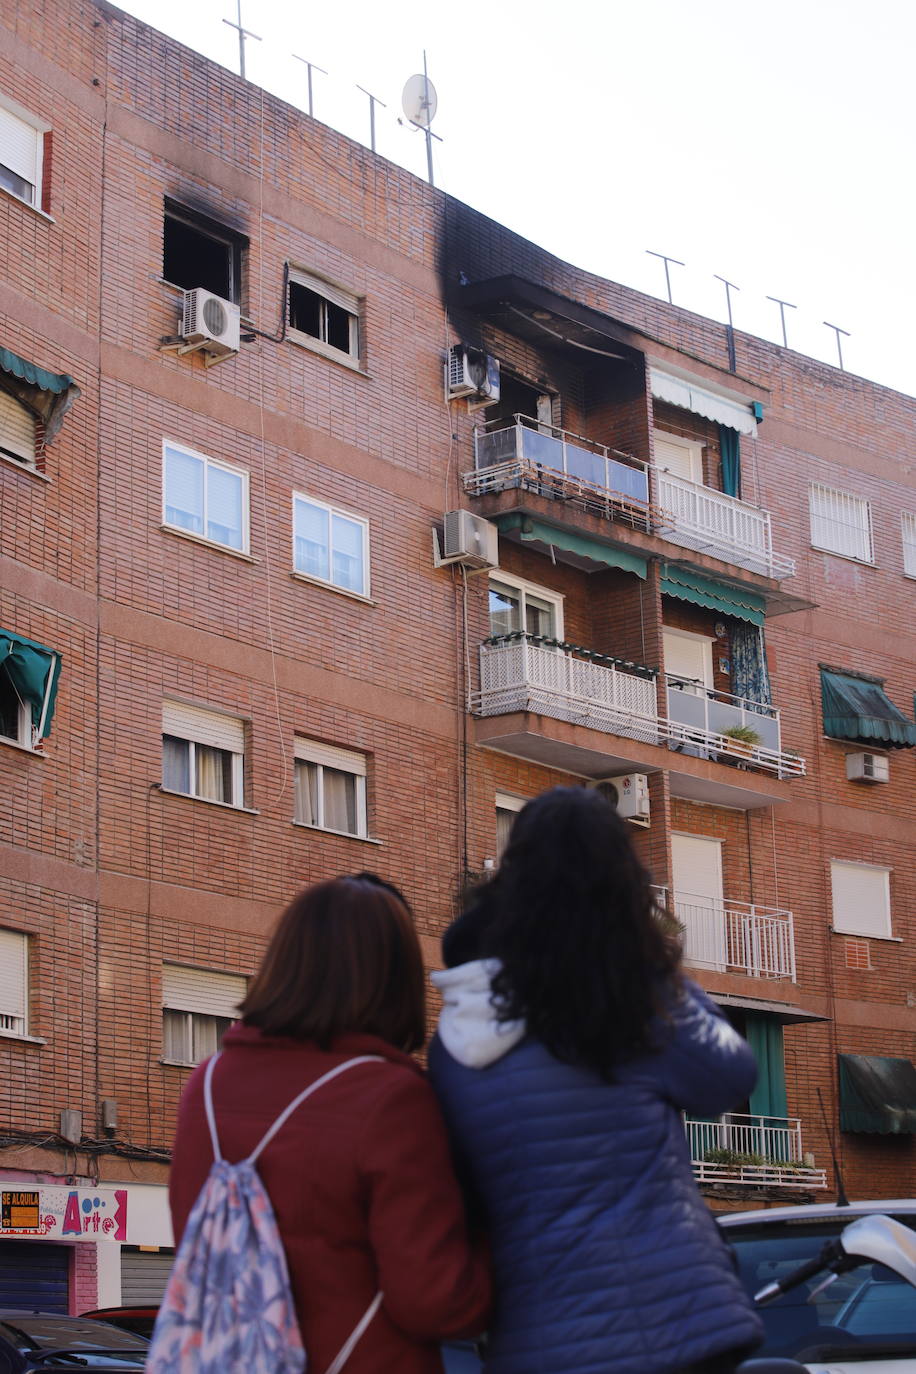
{"left": 0, "top": 346, "right": 80, "bottom": 442}
{"left": 661, "top": 566, "right": 766, "bottom": 626}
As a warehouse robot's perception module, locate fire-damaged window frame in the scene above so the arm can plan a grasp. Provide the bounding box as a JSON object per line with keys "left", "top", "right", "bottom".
{"left": 162, "top": 198, "right": 247, "bottom": 305}
{"left": 287, "top": 266, "right": 362, "bottom": 368}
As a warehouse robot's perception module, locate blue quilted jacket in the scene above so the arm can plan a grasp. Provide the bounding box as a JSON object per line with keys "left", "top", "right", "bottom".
{"left": 428, "top": 964, "right": 764, "bottom": 1374}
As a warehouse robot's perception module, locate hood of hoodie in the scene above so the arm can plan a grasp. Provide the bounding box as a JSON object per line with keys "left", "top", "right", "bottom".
{"left": 430, "top": 958, "right": 526, "bottom": 1069}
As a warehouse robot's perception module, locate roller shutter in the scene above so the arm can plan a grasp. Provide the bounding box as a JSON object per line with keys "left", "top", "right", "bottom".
{"left": 119, "top": 1247, "right": 174, "bottom": 1304}
{"left": 0, "top": 1240, "right": 69, "bottom": 1311}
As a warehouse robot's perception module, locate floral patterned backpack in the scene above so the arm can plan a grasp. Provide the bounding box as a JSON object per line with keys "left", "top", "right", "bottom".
{"left": 147, "top": 1052, "right": 383, "bottom": 1374}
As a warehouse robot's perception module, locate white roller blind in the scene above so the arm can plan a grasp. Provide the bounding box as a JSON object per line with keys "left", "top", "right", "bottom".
{"left": 162, "top": 964, "right": 246, "bottom": 1016}
{"left": 831, "top": 861, "right": 891, "bottom": 938}
{"left": 0, "top": 103, "right": 41, "bottom": 186}
{"left": 902, "top": 512, "right": 916, "bottom": 577}
{"left": 290, "top": 267, "right": 359, "bottom": 317}
{"left": 163, "top": 701, "right": 245, "bottom": 753}
{"left": 0, "top": 390, "right": 36, "bottom": 463}
{"left": 0, "top": 929, "right": 28, "bottom": 1030}
{"left": 293, "top": 737, "right": 366, "bottom": 774}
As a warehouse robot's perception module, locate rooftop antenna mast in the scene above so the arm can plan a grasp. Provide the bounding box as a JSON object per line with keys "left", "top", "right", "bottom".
{"left": 357, "top": 85, "right": 387, "bottom": 154}
{"left": 293, "top": 55, "right": 328, "bottom": 120}
{"left": 766, "top": 295, "right": 797, "bottom": 349}
{"left": 714, "top": 274, "right": 740, "bottom": 372}
{"left": 824, "top": 321, "right": 851, "bottom": 370}
{"left": 402, "top": 52, "right": 441, "bottom": 186}
{"left": 223, "top": 0, "right": 261, "bottom": 82}
{"left": 646, "top": 250, "right": 685, "bottom": 306}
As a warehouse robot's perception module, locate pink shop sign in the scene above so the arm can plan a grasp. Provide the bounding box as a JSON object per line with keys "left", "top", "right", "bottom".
{"left": 0, "top": 1186, "right": 127, "bottom": 1241}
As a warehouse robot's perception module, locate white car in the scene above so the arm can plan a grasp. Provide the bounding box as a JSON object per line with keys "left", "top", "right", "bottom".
{"left": 719, "top": 1198, "right": 916, "bottom": 1374}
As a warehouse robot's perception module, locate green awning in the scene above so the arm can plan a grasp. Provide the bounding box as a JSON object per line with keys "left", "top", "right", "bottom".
{"left": 660, "top": 565, "right": 765, "bottom": 626}
{"left": 495, "top": 513, "right": 648, "bottom": 578}
{"left": 838, "top": 1054, "right": 916, "bottom": 1135}
{"left": 0, "top": 631, "right": 62, "bottom": 738}
{"left": 0, "top": 347, "right": 80, "bottom": 443}
{"left": 821, "top": 668, "right": 916, "bottom": 749}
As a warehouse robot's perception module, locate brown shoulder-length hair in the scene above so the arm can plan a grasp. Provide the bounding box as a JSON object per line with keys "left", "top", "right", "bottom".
{"left": 239, "top": 874, "right": 426, "bottom": 1051}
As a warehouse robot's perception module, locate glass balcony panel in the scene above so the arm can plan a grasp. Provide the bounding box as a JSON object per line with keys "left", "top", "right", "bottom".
{"left": 519, "top": 426, "right": 564, "bottom": 468}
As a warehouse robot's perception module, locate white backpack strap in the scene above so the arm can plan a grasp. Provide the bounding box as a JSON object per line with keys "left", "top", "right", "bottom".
{"left": 246, "top": 1054, "right": 383, "bottom": 1165}
{"left": 202, "top": 1052, "right": 224, "bottom": 1161}
{"left": 325, "top": 1291, "right": 384, "bottom": 1374}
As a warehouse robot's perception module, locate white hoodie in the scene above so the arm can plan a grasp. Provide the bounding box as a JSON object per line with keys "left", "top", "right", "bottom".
{"left": 429, "top": 958, "right": 526, "bottom": 1069}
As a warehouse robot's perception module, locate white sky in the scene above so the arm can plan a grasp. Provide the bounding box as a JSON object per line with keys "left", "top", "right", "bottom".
{"left": 116, "top": 0, "right": 916, "bottom": 399}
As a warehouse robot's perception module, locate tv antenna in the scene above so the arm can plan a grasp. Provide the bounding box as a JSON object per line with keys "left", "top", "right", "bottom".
{"left": 766, "top": 295, "right": 797, "bottom": 349}
{"left": 357, "top": 85, "right": 387, "bottom": 154}
{"left": 292, "top": 54, "right": 328, "bottom": 120}
{"left": 824, "top": 321, "right": 850, "bottom": 371}
{"left": 223, "top": 0, "right": 260, "bottom": 82}
{"left": 646, "top": 250, "right": 684, "bottom": 305}
{"left": 402, "top": 53, "right": 441, "bottom": 186}
{"left": 713, "top": 274, "right": 740, "bottom": 372}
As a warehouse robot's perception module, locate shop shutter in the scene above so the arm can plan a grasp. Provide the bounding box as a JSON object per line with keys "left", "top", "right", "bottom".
{"left": 119, "top": 1247, "right": 175, "bottom": 1304}
{"left": 0, "top": 1240, "right": 69, "bottom": 1311}
{"left": 161, "top": 964, "right": 246, "bottom": 1017}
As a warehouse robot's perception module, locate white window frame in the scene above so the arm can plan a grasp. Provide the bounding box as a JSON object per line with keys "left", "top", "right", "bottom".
{"left": 0, "top": 928, "right": 29, "bottom": 1037}
{"left": 809, "top": 483, "right": 874, "bottom": 564}
{"left": 292, "top": 493, "right": 370, "bottom": 598}
{"left": 901, "top": 512, "right": 916, "bottom": 579}
{"left": 495, "top": 791, "right": 526, "bottom": 860}
{"left": 488, "top": 571, "right": 565, "bottom": 640}
{"left": 162, "top": 701, "right": 246, "bottom": 809}
{"left": 0, "top": 669, "right": 31, "bottom": 748}
{"left": 830, "top": 860, "right": 893, "bottom": 940}
{"left": 653, "top": 430, "right": 704, "bottom": 485}
{"left": 293, "top": 738, "right": 368, "bottom": 839}
{"left": 287, "top": 267, "right": 362, "bottom": 366}
{"left": 0, "top": 93, "right": 48, "bottom": 211}
{"left": 0, "top": 389, "right": 36, "bottom": 468}
{"left": 162, "top": 440, "right": 250, "bottom": 554}
{"left": 161, "top": 963, "right": 246, "bottom": 1067}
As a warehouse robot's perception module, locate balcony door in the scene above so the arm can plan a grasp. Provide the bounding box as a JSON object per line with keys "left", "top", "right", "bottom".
{"left": 663, "top": 627, "right": 713, "bottom": 695}
{"left": 672, "top": 832, "right": 726, "bottom": 971}
{"left": 654, "top": 432, "right": 703, "bottom": 483}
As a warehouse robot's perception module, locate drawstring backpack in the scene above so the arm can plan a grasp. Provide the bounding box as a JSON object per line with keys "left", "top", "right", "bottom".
{"left": 147, "top": 1052, "right": 384, "bottom": 1374}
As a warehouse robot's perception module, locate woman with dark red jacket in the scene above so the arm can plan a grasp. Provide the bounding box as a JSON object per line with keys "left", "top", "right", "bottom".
{"left": 168, "top": 874, "right": 491, "bottom": 1374}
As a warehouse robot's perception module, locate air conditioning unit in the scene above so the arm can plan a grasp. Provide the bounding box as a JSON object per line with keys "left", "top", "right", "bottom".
{"left": 180, "top": 288, "right": 241, "bottom": 365}
{"left": 438, "top": 510, "right": 499, "bottom": 570}
{"left": 592, "top": 773, "right": 651, "bottom": 825}
{"left": 447, "top": 345, "right": 500, "bottom": 403}
{"left": 846, "top": 752, "right": 889, "bottom": 784}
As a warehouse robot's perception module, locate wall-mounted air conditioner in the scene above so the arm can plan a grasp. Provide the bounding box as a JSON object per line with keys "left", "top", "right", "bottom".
{"left": 846, "top": 752, "right": 889, "bottom": 784}
{"left": 433, "top": 510, "right": 499, "bottom": 571}
{"left": 447, "top": 345, "right": 500, "bottom": 404}
{"left": 591, "top": 773, "right": 651, "bottom": 825}
{"left": 179, "top": 288, "right": 241, "bottom": 365}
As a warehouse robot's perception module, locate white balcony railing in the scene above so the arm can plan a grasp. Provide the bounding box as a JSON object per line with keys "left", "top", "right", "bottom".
{"left": 655, "top": 469, "right": 796, "bottom": 579}
{"left": 674, "top": 892, "right": 796, "bottom": 979}
{"left": 686, "top": 1114, "right": 826, "bottom": 1189}
{"left": 471, "top": 635, "right": 659, "bottom": 745}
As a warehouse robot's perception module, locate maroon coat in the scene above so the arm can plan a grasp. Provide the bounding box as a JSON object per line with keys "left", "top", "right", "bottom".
{"left": 169, "top": 1024, "right": 491, "bottom": 1374}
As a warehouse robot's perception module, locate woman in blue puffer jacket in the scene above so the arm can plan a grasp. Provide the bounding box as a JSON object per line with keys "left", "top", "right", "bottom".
{"left": 428, "top": 786, "right": 764, "bottom": 1374}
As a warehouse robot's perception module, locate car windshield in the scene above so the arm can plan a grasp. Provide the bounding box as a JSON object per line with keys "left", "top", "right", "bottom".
{"left": 726, "top": 1217, "right": 916, "bottom": 1360}
{"left": 0, "top": 1316, "right": 148, "bottom": 1366}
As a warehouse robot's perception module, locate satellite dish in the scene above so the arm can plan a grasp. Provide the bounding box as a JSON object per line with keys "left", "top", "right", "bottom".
{"left": 402, "top": 72, "right": 437, "bottom": 127}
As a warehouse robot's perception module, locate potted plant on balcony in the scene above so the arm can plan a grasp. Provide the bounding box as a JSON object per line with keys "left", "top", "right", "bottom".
{"left": 720, "top": 724, "right": 762, "bottom": 761}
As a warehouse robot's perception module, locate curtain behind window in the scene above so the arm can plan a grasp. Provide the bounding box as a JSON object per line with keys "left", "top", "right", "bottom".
{"left": 730, "top": 622, "right": 772, "bottom": 708}
{"left": 323, "top": 767, "right": 356, "bottom": 833}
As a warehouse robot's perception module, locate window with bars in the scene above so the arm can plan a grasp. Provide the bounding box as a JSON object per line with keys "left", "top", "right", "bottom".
{"left": 162, "top": 701, "right": 245, "bottom": 808}
{"left": 809, "top": 483, "right": 873, "bottom": 563}
{"left": 288, "top": 268, "right": 361, "bottom": 363}
{"left": 162, "top": 963, "right": 246, "bottom": 1066}
{"left": 293, "top": 494, "right": 368, "bottom": 597}
{"left": 0, "top": 95, "right": 47, "bottom": 209}
{"left": 293, "top": 738, "right": 368, "bottom": 838}
{"left": 902, "top": 512, "right": 916, "bottom": 578}
{"left": 163, "top": 441, "right": 249, "bottom": 553}
{"left": 0, "top": 929, "right": 29, "bottom": 1037}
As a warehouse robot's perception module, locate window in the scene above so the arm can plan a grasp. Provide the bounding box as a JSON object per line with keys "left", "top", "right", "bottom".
{"left": 809, "top": 483, "right": 873, "bottom": 563}
{"left": 294, "top": 739, "right": 368, "bottom": 838}
{"left": 653, "top": 431, "right": 703, "bottom": 484}
{"left": 902, "top": 513, "right": 916, "bottom": 578}
{"left": 488, "top": 573, "right": 563, "bottom": 639}
{"left": 830, "top": 860, "right": 892, "bottom": 939}
{"left": 0, "top": 95, "right": 47, "bottom": 209}
{"left": 163, "top": 200, "right": 245, "bottom": 303}
{"left": 0, "top": 663, "right": 29, "bottom": 746}
{"left": 288, "top": 268, "right": 360, "bottom": 364}
{"left": 663, "top": 627, "right": 714, "bottom": 693}
{"left": 0, "top": 389, "right": 36, "bottom": 467}
{"left": 293, "top": 494, "right": 368, "bottom": 596}
{"left": 162, "top": 701, "right": 245, "bottom": 808}
{"left": 163, "top": 441, "right": 249, "bottom": 553}
{"left": 672, "top": 833, "right": 726, "bottom": 971}
{"left": 495, "top": 792, "right": 525, "bottom": 859}
{"left": 0, "top": 929, "right": 29, "bottom": 1036}
{"left": 0, "top": 630, "right": 61, "bottom": 746}
{"left": 162, "top": 963, "right": 245, "bottom": 1066}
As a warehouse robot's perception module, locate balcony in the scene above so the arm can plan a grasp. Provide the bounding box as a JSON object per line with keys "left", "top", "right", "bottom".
{"left": 674, "top": 892, "right": 796, "bottom": 980}
{"left": 666, "top": 678, "right": 804, "bottom": 779}
{"left": 686, "top": 1114, "right": 826, "bottom": 1189}
{"left": 655, "top": 469, "right": 796, "bottom": 580}
{"left": 468, "top": 418, "right": 652, "bottom": 530}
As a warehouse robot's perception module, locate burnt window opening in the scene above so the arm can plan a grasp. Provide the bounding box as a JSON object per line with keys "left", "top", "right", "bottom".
{"left": 163, "top": 201, "right": 246, "bottom": 304}
{"left": 287, "top": 270, "right": 361, "bottom": 362}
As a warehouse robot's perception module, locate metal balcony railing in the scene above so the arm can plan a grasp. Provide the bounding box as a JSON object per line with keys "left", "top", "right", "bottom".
{"left": 686, "top": 1114, "right": 826, "bottom": 1189}
{"left": 673, "top": 892, "right": 796, "bottom": 980}
{"left": 666, "top": 677, "right": 804, "bottom": 779}
{"left": 655, "top": 469, "right": 796, "bottom": 579}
